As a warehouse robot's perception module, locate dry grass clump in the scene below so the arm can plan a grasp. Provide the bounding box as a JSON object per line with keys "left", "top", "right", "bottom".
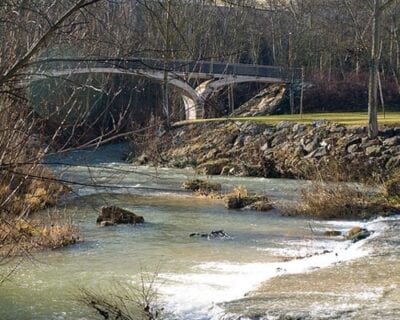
{"left": 299, "top": 156, "right": 381, "bottom": 183}
{"left": 0, "top": 165, "right": 70, "bottom": 217}
{"left": 384, "top": 170, "right": 400, "bottom": 199}
{"left": 0, "top": 212, "right": 79, "bottom": 256}
{"left": 35, "top": 217, "right": 79, "bottom": 249}
{"left": 281, "top": 182, "right": 398, "bottom": 220}
{"left": 231, "top": 185, "right": 249, "bottom": 198}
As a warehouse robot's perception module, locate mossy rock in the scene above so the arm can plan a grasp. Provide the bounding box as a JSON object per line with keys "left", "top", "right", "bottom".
{"left": 347, "top": 226, "right": 363, "bottom": 237}
{"left": 182, "top": 179, "right": 221, "bottom": 193}
{"left": 346, "top": 227, "right": 371, "bottom": 242}
{"left": 97, "top": 206, "right": 144, "bottom": 225}
{"left": 224, "top": 194, "right": 271, "bottom": 210}
{"left": 224, "top": 195, "right": 257, "bottom": 209}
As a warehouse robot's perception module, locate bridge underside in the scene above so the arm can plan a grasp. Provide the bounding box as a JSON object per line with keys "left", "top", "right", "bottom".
{"left": 32, "top": 68, "right": 288, "bottom": 120}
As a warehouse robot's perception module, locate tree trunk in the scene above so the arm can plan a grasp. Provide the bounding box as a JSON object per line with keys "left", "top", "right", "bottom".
{"left": 368, "top": 0, "right": 381, "bottom": 139}
{"left": 163, "top": 0, "right": 171, "bottom": 128}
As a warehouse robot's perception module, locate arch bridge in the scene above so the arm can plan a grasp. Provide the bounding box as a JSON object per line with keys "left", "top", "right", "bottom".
{"left": 30, "top": 57, "right": 297, "bottom": 120}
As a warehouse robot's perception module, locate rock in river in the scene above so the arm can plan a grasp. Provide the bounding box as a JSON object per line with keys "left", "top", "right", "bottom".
{"left": 224, "top": 194, "right": 273, "bottom": 211}
{"left": 190, "top": 230, "right": 231, "bottom": 240}
{"left": 346, "top": 227, "right": 371, "bottom": 242}
{"left": 97, "top": 206, "right": 144, "bottom": 225}
{"left": 182, "top": 179, "right": 221, "bottom": 193}
{"left": 100, "top": 221, "right": 115, "bottom": 227}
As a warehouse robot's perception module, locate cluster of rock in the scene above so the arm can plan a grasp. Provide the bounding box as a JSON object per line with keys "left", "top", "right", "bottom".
{"left": 181, "top": 179, "right": 274, "bottom": 212}
{"left": 325, "top": 226, "right": 372, "bottom": 243}
{"left": 137, "top": 120, "right": 400, "bottom": 180}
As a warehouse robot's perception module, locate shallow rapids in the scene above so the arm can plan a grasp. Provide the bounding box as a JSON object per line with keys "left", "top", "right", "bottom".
{"left": 0, "top": 144, "right": 398, "bottom": 320}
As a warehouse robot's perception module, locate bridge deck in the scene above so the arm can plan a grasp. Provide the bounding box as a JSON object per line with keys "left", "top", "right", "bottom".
{"left": 31, "top": 57, "right": 299, "bottom": 82}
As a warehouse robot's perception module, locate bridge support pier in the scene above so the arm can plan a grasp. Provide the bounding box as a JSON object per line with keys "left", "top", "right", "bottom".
{"left": 182, "top": 95, "right": 204, "bottom": 120}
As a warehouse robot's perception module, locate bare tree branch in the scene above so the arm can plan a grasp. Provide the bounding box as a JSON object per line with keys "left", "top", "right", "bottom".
{"left": 0, "top": 0, "right": 102, "bottom": 87}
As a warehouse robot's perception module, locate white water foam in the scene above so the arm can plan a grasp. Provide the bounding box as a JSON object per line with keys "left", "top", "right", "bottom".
{"left": 156, "top": 216, "right": 395, "bottom": 320}
{"left": 255, "top": 238, "right": 342, "bottom": 258}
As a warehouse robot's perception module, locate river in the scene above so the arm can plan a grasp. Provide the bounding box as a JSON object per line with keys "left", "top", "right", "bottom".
{"left": 0, "top": 143, "right": 399, "bottom": 320}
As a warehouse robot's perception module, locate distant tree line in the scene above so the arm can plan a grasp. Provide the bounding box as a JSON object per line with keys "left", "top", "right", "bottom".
{"left": 1, "top": 0, "right": 400, "bottom": 137}
{"left": 42, "top": 1, "right": 400, "bottom": 126}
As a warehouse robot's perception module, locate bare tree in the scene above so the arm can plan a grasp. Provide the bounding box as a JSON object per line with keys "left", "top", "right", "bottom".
{"left": 0, "top": 0, "right": 102, "bottom": 88}
{"left": 0, "top": 0, "right": 105, "bottom": 281}
{"left": 368, "top": 0, "right": 397, "bottom": 138}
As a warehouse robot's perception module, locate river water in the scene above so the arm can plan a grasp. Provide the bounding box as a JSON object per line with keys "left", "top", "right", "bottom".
{"left": 0, "top": 144, "right": 399, "bottom": 320}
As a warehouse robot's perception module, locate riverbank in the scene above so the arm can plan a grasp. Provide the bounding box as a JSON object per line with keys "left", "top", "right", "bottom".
{"left": 221, "top": 215, "right": 400, "bottom": 320}
{"left": 132, "top": 120, "right": 400, "bottom": 181}
{"left": 0, "top": 165, "right": 78, "bottom": 257}
{"left": 174, "top": 112, "right": 400, "bottom": 127}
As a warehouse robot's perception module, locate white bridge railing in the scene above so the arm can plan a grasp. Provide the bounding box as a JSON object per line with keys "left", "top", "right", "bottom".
{"left": 30, "top": 57, "right": 299, "bottom": 82}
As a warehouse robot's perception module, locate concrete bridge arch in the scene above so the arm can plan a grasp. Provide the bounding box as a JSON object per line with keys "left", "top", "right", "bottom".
{"left": 32, "top": 67, "right": 204, "bottom": 119}
{"left": 31, "top": 58, "right": 294, "bottom": 120}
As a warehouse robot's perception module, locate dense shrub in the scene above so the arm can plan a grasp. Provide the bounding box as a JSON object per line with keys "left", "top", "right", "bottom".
{"left": 280, "top": 182, "right": 399, "bottom": 220}
{"left": 303, "top": 71, "right": 400, "bottom": 113}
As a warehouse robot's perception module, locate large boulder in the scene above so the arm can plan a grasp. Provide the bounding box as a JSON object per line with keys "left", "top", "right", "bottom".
{"left": 97, "top": 206, "right": 144, "bottom": 225}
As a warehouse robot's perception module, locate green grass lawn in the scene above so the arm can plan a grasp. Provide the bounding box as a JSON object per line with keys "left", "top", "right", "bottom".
{"left": 174, "top": 112, "right": 400, "bottom": 127}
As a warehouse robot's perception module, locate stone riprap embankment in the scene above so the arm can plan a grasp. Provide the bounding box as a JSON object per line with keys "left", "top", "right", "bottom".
{"left": 135, "top": 121, "right": 400, "bottom": 180}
